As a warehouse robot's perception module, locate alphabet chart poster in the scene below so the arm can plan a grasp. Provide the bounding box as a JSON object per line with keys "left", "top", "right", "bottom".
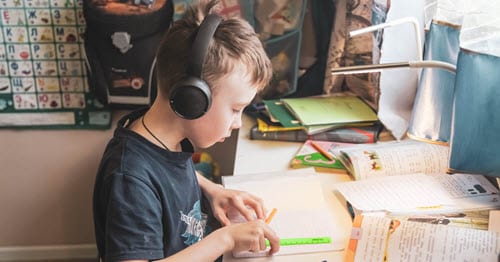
{"left": 0, "top": 0, "right": 111, "bottom": 129}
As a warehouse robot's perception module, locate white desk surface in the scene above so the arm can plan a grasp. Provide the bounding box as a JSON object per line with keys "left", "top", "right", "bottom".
{"left": 223, "top": 115, "right": 353, "bottom": 262}
{"left": 233, "top": 115, "right": 304, "bottom": 175}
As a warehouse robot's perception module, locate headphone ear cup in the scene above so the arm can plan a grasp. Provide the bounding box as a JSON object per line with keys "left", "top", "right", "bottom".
{"left": 169, "top": 77, "right": 212, "bottom": 120}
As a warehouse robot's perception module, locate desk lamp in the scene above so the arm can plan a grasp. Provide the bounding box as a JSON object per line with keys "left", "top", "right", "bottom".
{"left": 332, "top": 17, "right": 457, "bottom": 145}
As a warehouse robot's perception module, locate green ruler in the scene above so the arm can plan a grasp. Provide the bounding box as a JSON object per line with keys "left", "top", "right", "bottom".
{"left": 266, "top": 237, "right": 332, "bottom": 246}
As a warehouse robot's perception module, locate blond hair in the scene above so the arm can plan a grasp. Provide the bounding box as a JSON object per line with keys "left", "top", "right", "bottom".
{"left": 155, "top": 0, "right": 272, "bottom": 98}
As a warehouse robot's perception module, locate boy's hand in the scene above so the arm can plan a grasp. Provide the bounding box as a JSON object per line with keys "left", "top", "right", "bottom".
{"left": 196, "top": 173, "right": 266, "bottom": 226}
{"left": 208, "top": 186, "right": 266, "bottom": 226}
{"left": 221, "top": 219, "right": 280, "bottom": 255}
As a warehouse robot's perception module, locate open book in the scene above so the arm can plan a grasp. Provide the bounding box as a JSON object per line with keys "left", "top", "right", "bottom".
{"left": 221, "top": 171, "right": 345, "bottom": 259}
{"left": 332, "top": 139, "right": 449, "bottom": 180}
{"left": 335, "top": 172, "right": 500, "bottom": 216}
{"left": 345, "top": 215, "right": 500, "bottom": 262}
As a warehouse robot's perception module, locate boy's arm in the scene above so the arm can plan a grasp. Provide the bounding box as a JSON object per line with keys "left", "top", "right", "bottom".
{"left": 196, "top": 172, "right": 266, "bottom": 225}
{"left": 122, "top": 220, "right": 280, "bottom": 262}
{"left": 196, "top": 170, "right": 224, "bottom": 195}
{"left": 136, "top": 227, "right": 232, "bottom": 262}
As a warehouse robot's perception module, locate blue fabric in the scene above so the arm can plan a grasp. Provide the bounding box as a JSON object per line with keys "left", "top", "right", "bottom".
{"left": 93, "top": 108, "right": 210, "bottom": 261}
{"left": 449, "top": 49, "right": 500, "bottom": 178}
{"left": 408, "top": 21, "right": 460, "bottom": 143}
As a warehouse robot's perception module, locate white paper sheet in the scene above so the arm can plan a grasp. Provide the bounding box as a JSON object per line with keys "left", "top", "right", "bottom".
{"left": 336, "top": 173, "right": 500, "bottom": 214}
{"left": 222, "top": 172, "right": 344, "bottom": 257}
{"left": 336, "top": 173, "right": 453, "bottom": 212}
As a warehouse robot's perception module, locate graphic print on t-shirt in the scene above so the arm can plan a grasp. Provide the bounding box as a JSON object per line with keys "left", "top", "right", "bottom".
{"left": 180, "top": 200, "right": 207, "bottom": 245}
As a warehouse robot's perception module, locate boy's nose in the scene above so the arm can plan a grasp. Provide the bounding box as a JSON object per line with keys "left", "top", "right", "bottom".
{"left": 232, "top": 116, "right": 242, "bottom": 130}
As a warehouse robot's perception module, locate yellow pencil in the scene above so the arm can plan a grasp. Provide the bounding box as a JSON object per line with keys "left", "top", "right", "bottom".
{"left": 265, "top": 208, "right": 278, "bottom": 224}
{"left": 310, "top": 141, "right": 334, "bottom": 161}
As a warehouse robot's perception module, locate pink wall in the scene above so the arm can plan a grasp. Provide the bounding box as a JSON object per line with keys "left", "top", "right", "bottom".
{"left": 0, "top": 112, "right": 122, "bottom": 246}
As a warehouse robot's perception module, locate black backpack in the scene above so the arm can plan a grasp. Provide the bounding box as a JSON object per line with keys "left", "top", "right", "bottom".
{"left": 83, "top": 0, "right": 173, "bottom": 108}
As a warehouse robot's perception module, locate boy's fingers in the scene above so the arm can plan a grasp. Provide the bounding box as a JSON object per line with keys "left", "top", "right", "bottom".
{"left": 264, "top": 225, "right": 280, "bottom": 255}
{"left": 259, "top": 236, "right": 267, "bottom": 251}
{"left": 243, "top": 198, "right": 265, "bottom": 219}
{"left": 231, "top": 198, "right": 259, "bottom": 222}
{"left": 237, "top": 205, "right": 256, "bottom": 222}
{"left": 213, "top": 207, "right": 231, "bottom": 226}
{"left": 250, "top": 195, "right": 266, "bottom": 219}
{"left": 218, "top": 214, "right": 231, "bottom": 226}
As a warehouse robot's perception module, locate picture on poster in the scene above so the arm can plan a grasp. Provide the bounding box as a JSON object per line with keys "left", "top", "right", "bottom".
{"left": 0, "top": 0, "right": 110, "bottom": 129}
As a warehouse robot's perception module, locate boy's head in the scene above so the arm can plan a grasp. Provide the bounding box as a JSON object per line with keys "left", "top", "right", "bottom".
{"left": 155, "top": 0, "right": 272, "bottom": 148}
{"left": 156, "top": 0, "right": 272, "bottom": 101}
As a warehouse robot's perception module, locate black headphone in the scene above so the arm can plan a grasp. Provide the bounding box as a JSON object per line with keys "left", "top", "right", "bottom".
{"left": 169, "top": 14, "right": 223, "bottom": 120}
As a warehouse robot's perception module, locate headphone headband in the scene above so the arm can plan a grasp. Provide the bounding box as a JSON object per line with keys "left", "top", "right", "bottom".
{"left": 188, "top": 14, "right": 223, "bottom": 78}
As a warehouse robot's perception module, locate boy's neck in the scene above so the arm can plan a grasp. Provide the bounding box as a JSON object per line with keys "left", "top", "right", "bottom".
{"left": 130, "top": 103, "right": 185, "bottom": 152}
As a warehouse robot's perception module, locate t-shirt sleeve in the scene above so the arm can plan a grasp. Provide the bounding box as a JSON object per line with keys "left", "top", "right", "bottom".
{"left": 103, "top": 173, "right": 165, "bottom": 261}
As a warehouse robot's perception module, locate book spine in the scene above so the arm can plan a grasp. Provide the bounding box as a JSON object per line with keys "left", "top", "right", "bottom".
{"left": 312, "top": 127, "right": 377, "bottom": 143}
{"left": 250, "top": 126, "right": 378, "bottom": 143}
{"left": 250, "top": 126, "right": 308, "bottom": 142}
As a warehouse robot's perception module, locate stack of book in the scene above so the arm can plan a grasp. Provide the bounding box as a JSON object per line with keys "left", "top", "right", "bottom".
{"left": 246, "top": 95, "right": 385, "bottom": 144}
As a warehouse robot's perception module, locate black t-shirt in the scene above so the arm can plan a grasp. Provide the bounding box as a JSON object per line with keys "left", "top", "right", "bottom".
{"left": 93, "top": 108, "right": 209, "bottom": 261}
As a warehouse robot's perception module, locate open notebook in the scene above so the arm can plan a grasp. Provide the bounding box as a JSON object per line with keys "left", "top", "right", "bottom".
{"left": 222, "top": 171, "right": 345, "bottom": 258}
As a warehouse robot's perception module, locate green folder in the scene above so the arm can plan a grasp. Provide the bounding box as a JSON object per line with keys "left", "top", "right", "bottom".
{"left": 282, "top": 96, "right": 378, "bottom": 126}
{"left": 263, "top": 100, "right": 302, "bottom": 128}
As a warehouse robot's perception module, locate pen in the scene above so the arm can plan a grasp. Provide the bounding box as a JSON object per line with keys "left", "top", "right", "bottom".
{"left": 265, "top": 208, "right": 278, "bottom": 224}
{"left": 310, "top": 141, "right": 334, "bottom": 161}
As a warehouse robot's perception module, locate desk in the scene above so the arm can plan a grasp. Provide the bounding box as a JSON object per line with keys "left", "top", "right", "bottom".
{"left": 222, "top": 115, "right": 353, "bottom": 262}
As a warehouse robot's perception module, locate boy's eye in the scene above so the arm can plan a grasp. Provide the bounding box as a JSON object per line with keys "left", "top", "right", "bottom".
{"left": 233, "top": 107, "right": 244, "bottom": 114}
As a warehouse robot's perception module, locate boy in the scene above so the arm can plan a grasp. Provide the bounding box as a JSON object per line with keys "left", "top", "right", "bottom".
{"left": 92, "top": 0, "right": 280, "bottom": 261}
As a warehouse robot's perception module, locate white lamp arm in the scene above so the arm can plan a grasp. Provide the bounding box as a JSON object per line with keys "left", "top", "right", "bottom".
{"left": 331, "top": 60, "right": 456, "bottom": 75}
